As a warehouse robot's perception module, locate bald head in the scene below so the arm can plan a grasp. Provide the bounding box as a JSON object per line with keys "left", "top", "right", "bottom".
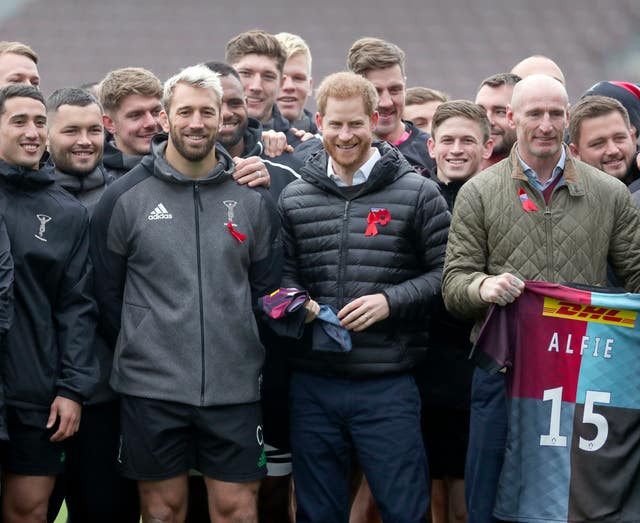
{"left": 510, "top": 74, "right": 569, "bottom": 112}
{"left": 511, "top": 55, "right": 565, "bottom": 85}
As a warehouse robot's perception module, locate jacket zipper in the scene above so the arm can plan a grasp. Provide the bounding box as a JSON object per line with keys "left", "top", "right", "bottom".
{"left": 338, "top": 200, "right": 350, "bottom": 307}
{"left": 193, "top": 183, "right": 206, "bottom": 405}
{"left": 522, "top": 180, "right": 555, "bottom": 282}
{"left": 543, "top": 178, "right": 564, "bottom": 282}
{"left": 544, "top": 203, "right": 553, "bottom": 281}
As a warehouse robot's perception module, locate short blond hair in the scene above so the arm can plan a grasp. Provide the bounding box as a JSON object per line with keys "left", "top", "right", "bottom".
{"left": 316, "top": 71, "right": 378, "bottom": 117}
{"left": 275, "top": 32, "right": 312, "bottom": 75}
{"left": 99, "top": 67, "right": 162, "bottom": 113}
{"left": 162, "top": 64, "right": 222, "bottom": 113}
{"left": 0, "top": 41, "right": 38, "bottom": 64}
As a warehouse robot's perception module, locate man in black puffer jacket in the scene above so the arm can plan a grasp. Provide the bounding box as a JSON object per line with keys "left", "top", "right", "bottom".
{"left": 278, "top": 72, "right": 450, "bottom": 523}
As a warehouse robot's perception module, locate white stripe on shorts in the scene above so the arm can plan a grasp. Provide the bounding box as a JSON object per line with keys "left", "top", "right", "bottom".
{"left": 264, "top": 443, "right": 292, "bottom": 477}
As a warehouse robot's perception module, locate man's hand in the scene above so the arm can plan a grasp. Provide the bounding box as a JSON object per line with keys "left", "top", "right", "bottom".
{"left": 261, "top": 130, "right": 293, "bottom": 157}
{"left": 479, "top": 273, "right": 525, "bottom": 307}
{"left": 338, "top": 294, "right": 389, "bottom": 332}
{"left": 47, "top": 396, "right": 81, "bottom": 442}
{"left": 303, "top": 299, "right": 320, "bottom": 323}
{"left": 233, "top": 156, "right": 270, "bottom": 188}
{"left": 290, "top": 127, "right": 315, "bottom": 142}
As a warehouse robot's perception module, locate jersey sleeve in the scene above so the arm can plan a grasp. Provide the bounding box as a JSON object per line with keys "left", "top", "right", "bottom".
{"left": 473, "top": 302, "right": 515, "bottom": 374}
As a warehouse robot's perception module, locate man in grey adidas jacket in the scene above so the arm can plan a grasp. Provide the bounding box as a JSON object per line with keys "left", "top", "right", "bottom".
{"left": 90, "top": 64, "right": 281, "bottom": 522}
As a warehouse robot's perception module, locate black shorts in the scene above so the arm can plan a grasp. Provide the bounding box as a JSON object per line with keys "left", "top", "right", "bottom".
{"left": 421, "top": 406, "right": 470, "bottom": 479}
{"left": 2, "top": 407, "right": 67, "bottom": 476}
{"left": 119, "top": 395, "right": 267, "bottom": 482}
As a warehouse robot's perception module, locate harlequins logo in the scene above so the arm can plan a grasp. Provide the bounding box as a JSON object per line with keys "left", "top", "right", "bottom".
{"left": 35, "top": 214, "right": 51, "bottom": 242}
{"left": 542, "top": 297, "right": 637, "bottom": 328}
{"left": 223, "top": 200, "right": 246, "bottom": 243}
{"left": 223, "top": 200, "right": 238, "bottom": 226}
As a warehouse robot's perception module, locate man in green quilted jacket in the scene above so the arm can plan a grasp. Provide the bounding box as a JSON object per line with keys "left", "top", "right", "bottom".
{"left": 442, "top": 73, "right": 640, "bottom": 523}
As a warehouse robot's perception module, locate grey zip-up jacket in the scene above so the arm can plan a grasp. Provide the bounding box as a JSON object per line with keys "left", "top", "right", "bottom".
{"left": 90, "top": 134, "right": 282, "bottom": 406}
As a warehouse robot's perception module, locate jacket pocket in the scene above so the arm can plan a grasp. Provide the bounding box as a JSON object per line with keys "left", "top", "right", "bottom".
{"left": 117, "top": 302, "right": 151, "bottom": 357}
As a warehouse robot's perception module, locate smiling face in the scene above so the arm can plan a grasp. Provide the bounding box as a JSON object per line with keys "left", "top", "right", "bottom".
{"left": 428, "top": 116, "right": 493, "bottom": 183}
{"left": 363, "top": 64, "right": 406, "bottom": 142}
{"left": 317, "top": 95, "right": 378, "bottom": 180}
{"left": 0, "top": 95, "right": 47, "bottom": 169}
{"left": 233, "top": 54, "right": 281, "bottom": 124}
{"left": 508, "top": 76, "right": 569, "bottom": 166}
{"left": 161, "top": 83, "right": 220, "bottom": 163}
{"left": 48, "top": 102, "right": 104, "bottom": 175}
{"left": 277, "top": 52, "right": 312, "bottom": 122}
{"left": 218, "top": 74, "right": 248, "bottom": 156}
{"left": 475, "top": 83, "right": 517, "bottom": 158}
{"left": 570, "top": 111, "right": 636, "bottom": 180}
{"left": 103, "top": 94, "right": 163, "bottom": 156}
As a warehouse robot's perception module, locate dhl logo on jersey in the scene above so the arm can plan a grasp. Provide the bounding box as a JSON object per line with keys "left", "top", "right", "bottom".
{"left": 542, "top": 297, "right": 636, "bottom": 328}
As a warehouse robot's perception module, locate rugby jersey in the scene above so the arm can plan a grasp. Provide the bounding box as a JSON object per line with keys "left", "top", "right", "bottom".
{"left": 475, "top": 281, "right": 640, "bottom": 523}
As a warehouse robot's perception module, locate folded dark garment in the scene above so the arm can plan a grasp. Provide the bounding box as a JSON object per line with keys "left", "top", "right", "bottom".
{"left": 312, "top": 304, "right": 352, "bottom": 353}
{"left": 260, "top": 288, "right": 310, "bottom": 319}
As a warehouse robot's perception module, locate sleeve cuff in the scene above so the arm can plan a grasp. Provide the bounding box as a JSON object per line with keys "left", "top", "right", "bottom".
{"left": 56, "top": 388, "right": 84, "bottom": 404}
{"left": 467, "top": 274, "right": 492, "bottom": 310}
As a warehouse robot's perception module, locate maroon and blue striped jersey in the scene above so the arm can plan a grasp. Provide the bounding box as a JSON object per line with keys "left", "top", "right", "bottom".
{"left": 475, "top": 281, "right": 640, "bottom": 523}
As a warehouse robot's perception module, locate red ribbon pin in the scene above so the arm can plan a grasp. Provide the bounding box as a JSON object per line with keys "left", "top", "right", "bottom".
{"left": 227, "top": 222, "right": 246, "bottom": 243}
{"left": 365, "top": 208, "right": 391, "bottom": 236}
{"left": 518, "top": 188, "right": 538, "bottom": 213}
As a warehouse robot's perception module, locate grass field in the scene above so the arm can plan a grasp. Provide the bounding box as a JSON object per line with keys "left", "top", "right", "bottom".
{"left": 53, "top": 502, "right": 142, "bottom": 522}
{"left": 53, "top": 501, "right": 66, "bottom": 523}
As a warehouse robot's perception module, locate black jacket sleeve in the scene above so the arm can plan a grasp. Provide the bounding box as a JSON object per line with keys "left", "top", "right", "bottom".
{"left": 277, "top": 193, "right": 307, "bottom": 292}
{"left": 53, "top": 209, "right": 99, "bottom": 403}
{"left": 249, "top": 189, "right": 283, "bottom": 306}
{"left": 89, "top": 185, "right": 127, "bottom": 348}
{"left": 0, "top": 216, "right": 13, "bottom": 339}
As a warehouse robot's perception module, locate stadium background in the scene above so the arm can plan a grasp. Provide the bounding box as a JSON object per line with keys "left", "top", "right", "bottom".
{"left": 1, "top": 0, "right": 639, "bottom": 105}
